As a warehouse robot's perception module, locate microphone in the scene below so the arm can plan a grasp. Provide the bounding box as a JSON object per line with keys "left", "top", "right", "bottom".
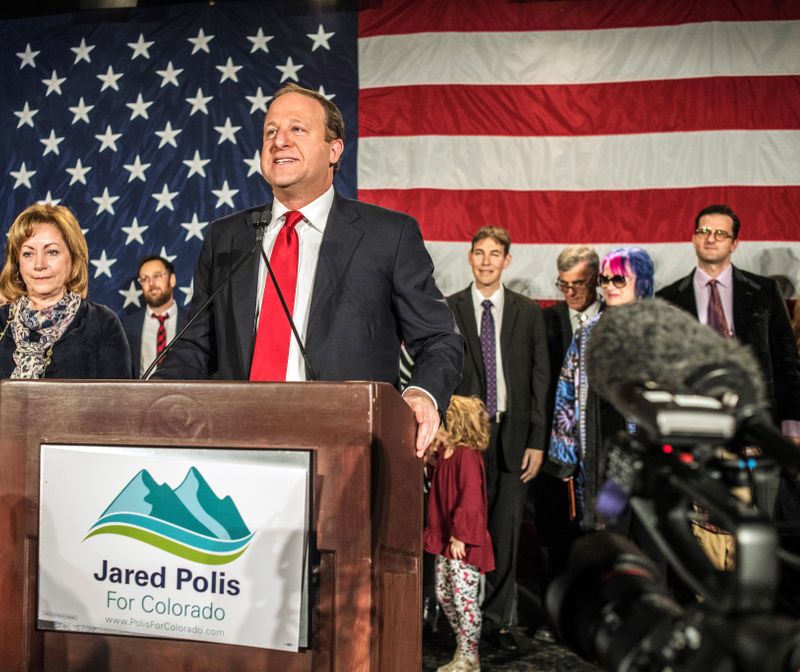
{"left": 585, "top": 298, "right": 800, "bottom": 472}
{"left": 141, "top": 207, "right": 271, "bottom": 380}
{"left": 256, "top": 219, "right": 317, "bottom": 382}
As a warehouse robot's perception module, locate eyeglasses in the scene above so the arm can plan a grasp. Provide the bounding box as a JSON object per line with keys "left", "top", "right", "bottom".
{"left": 597, "top": 274, "right": 628, "bottom": 288}
{"left": 555, "top": 279, "right": 590, "bottom": 293}
{"left": 138, "top": 271, "right": 168, "bottom": 285}
{"left": 694, "top": 227, "right": 734, "bottom": 241}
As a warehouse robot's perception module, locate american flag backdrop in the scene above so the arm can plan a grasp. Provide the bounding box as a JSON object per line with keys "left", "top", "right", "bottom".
{"left": 2, "top": 0, "right": 800, "bottom": 315}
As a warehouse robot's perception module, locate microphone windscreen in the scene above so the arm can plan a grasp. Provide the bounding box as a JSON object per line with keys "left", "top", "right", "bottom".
{"left": 586, "top": 298, "right": 767, "bottom": 413}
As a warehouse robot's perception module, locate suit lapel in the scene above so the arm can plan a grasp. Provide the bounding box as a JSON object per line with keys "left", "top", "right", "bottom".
{"left": 230, "top": 219, "right": 260, "bottom": 370}
{"left": 732, "top": 265, "right": 757, "bottom": 343}
{"left": 674, "top": 271, "right": 698, "bottom": 315}
{"left": 500, "top": 288, "right": 519, "bottom": 368}
{"left": 557, "top": 302, "right": 572, "bottom": 351}
{"left": 306, "top": 194, "right": 364, "bottom": 355}
{"left": 453, "top": 289, "right": 485, "bottom": 384}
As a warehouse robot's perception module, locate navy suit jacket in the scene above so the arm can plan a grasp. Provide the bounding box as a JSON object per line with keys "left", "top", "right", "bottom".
{"left": 657, "top": 266, "right": 800, "bottom": 423}
{"left": 121, "top": 305, "right": 189, "bottom": 378}
{"left": 155, "top": 193, "right": 464, "bottom": 410}
{"left": 447, "top": 286, "right": 549, "bottom": 468}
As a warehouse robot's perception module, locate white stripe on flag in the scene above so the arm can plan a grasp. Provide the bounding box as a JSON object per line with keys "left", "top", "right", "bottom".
{"left": 359, "top": 21, "right": 800, "bottom": 88}
{"left": 359, "top": 131, "right": 800, "bottom": 191}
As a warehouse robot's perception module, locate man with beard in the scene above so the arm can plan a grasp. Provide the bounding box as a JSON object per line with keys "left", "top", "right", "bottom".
{"left": 121, "top": 255, "right": 188, "bottom": 378}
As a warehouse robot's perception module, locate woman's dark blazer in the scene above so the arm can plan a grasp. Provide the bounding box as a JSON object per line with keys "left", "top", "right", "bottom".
{"left": 0, "top": 300, "right": 132, "bottom": 379}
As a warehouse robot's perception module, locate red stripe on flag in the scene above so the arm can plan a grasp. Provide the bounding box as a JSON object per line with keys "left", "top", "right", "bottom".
{"left": 359, "top": 77, "right": 800, "bottom": 137}
{"left": 359, "top": 0, "right": 800, "bottom": 36}
{"left": 358, "top": 187, "right": 800, "bottom": 243}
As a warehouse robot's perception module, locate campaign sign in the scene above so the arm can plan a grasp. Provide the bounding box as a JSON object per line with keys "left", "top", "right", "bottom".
{"left": 38, "top": 444, "right": 310, "bottom": 651}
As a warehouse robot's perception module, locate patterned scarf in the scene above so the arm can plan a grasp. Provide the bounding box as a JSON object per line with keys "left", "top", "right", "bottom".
{"left": 9, "top": 292, "right": 82, "bottom": 379}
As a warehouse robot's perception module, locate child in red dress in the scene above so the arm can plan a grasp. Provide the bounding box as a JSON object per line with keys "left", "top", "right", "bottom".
{"left": 424, "top": 395, "right": 494, "bottom": 672}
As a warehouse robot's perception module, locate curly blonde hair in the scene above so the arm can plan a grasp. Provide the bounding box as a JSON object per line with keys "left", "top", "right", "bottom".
{"left": 441, "top": 395, "right": 490, "bottom": 452}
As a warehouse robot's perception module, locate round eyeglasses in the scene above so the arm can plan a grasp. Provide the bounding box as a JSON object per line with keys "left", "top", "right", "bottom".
{"left": 694, "top": 227, "right": 734, "bottom": 242}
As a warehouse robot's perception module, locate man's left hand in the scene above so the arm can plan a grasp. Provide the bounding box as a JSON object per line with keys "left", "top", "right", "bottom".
{"left": 520, "top": 448, "right": 544, "bottom": 483}
{"left": 403, "top": 389, "right": 440, "bottom": 457}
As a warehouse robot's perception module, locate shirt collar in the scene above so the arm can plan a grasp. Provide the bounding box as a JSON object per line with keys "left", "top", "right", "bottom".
{"left": 471, "top": 284, "right": 504, "bottom": 309}
{"left": 146, "top": 301, "right": 177, "bottom": 319}
{"left": 271, "top": 185, "right": 334, "bottom": 234}
{"left": 695, "top": 263, "right": 734, "bottom": 288}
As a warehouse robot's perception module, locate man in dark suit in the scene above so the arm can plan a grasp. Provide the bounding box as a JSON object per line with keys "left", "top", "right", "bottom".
{"left": 156, "top": 84, "right": 463, "bottom": 454}
{"left": 657, "top": 204, "right": 800, "bottom": 431}
{"left": 447, "top": 226, "right": 549, "bottom": 651}
{"left": 537, "top": 245, "right": 602, "bottom": 581}
{"left": 121, "top": 255, "right": 188, "bottom": 378}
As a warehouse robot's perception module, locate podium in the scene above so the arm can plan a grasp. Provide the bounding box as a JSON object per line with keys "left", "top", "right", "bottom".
{"left": 0, "top": 380, "right": 422, "bottom": 671}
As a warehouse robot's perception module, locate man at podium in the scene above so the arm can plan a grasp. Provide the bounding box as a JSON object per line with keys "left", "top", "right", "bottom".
{"left": 156, "top": 84, "right": 463, "bottom": 455}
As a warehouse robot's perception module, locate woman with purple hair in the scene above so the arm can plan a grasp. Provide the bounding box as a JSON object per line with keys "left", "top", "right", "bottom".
{"left": 543, "top": 246, "right": 655, "bottom": 532}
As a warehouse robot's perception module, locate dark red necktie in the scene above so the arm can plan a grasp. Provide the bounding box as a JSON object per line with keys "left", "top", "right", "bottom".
{"left": 250, "top": 210, "right": 303, "bottom": 381}
{"left": 707, "top": 279, "right": 731, "bottom": 338}
{"left": 153, "top": 313, "right": 168, "bottom": 366}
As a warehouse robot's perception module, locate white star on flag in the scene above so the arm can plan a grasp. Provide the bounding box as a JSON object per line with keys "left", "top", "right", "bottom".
{"left": 152, "top": 183, "right": 179, "bottom": 212}
{"left": 159, "top": 246, "right": 177, "bottom": 263}
{"left": 127, "top": 33, "right": 154, "bottom": 59}
{"left": 40, "top": 130, "right": 65, "bottom": 156}
{"left": 92, "top": 187, "right": 120, "bottom": 215}
{"left": 246, "top": 86, "right": 271, "bottom": 113}
{"left": 97, "top": 65, "right": 123, "bottom": 92}
{"left": 183, "top": 150, "right": 211, "bottom": 178}
{"left": 71, "top": 37, "right": 95, "bottom": 64}
{"left": 68, "top": 97, "right": 93, "bottom": 124}
{"left": 66, "top": 158, "right": 91, "bottom": 186}
{"left": 247, "top": 28, "right": 274, "bottom": 54}
{"left": 38, "top": 191, "right": 61, "bottom": 206}
{"left": 155, "top": 121, "right": 182, "bottom": 148}
{"left": 212, "top": 180, "right": 239, "bottom": 208}
{"left": 307, "top": 24, "right": 334, "bottom": 51}
{"left": 121, "top": 217, "right": 148, "bottom": 245}
{"left": 181, "top": 213, "right": 208, "bottom": 241}
{"left": 123, "top": 155, "right": 151, "bottom": 182}
{"left": 243, "top": 149, "right": 261, "bottom": 177}
{"left": 90, "top": 250, "right": 117, "bottom": 278}
{"left": 188, "top": 28, "right": 215, "bottom": 54}
{"left": 95, "top": 125, "right": 123, "bottom": 153}
{"left": 186, "top": 87, "right": 213, "bottom": 115}
{"left": 276, "top": 56, "right": 303, "bottom": 83}
{"left": 126, "top": 93, "right": 154, "bottom": 120}
{"left": 17, "top": 43, "right": 40, "bottom": 69}
{"left": 216, "top": 57, "right": 243, "bottom": 84}
{"left": 156, "top": 61, "right": 183, "bottom": 88}
{"left": 14, "top": 102, "right": 38, "bottom": 129}
{"left": 42, "top": 70, "right": 66, "bottom": 96}
{"left": 179, "top": 278, "right": 194, "bottom": 306}
{"left": 317, "top": 85, "right": 335, "bottom": 101}
{"left": 10, "top": 162, "right": 36, "bottom": 189}
{"left": 214, "top": 117, "right": 241, "bottom": 145}
{"left": 119, "top": 280, "right": 143, "bottom": 309}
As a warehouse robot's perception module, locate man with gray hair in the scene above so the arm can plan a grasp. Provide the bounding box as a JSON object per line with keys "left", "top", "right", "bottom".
{"left": 536, "top": 245, "right": 602, "bottom": 581}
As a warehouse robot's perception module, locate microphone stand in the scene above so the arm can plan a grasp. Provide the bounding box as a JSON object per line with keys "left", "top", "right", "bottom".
{"left": 141, "top": 211, "right": 270, "bottom": 380}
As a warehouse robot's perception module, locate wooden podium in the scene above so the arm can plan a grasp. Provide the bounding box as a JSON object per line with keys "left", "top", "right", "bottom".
{"left": 0, "top": 380, "right": 422, "bottom": 671}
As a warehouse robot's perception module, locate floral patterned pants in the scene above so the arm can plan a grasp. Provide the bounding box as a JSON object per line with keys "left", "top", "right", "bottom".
{"left": 435, "top": 555, "right": 482, "bottom": 659}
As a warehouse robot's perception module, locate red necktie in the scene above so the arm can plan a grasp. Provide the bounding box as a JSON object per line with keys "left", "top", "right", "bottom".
{"left": 707, "top": 279, "right": 731, "bottom": 338}
{"left": 153, "top": 313, "right": 168, "bottom": 366}
{"left": 250, "top": 210, "right": 303, "bottom": 381}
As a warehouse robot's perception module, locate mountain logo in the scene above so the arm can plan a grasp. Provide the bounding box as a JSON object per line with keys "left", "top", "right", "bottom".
{"left": 84, "top": 467, "right": 254, "bottom": 565}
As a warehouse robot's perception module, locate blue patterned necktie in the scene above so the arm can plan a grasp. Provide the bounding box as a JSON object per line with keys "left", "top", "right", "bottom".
{"left": 480, "top": 299, "right": 497, "bottom": 417}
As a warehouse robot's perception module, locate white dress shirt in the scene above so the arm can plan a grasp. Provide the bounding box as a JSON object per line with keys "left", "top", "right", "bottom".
{"left": 254, "top": 186, "right": 333, "bottom": 381}
{"left": 568, "top": 300, "right": 601, "bottom": 334}
{"left": 471, "top": 284, "right": 507, "bottom": 415}
{"left": 141, "top": 301, "right": 179, "bottom": 375}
